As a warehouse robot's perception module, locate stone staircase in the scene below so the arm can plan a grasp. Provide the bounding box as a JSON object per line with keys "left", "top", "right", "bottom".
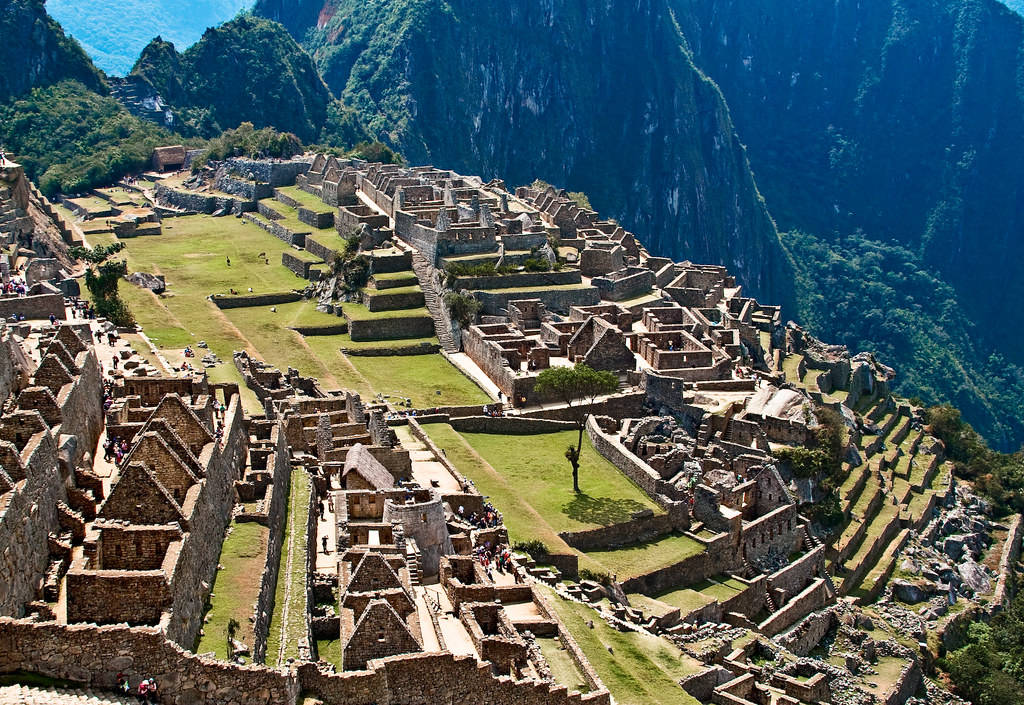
{"left": 0, "top": 684, "right": 137, "bottom": 705}
{"left": 411, "top": 250, "right": 458, "bottom": 352}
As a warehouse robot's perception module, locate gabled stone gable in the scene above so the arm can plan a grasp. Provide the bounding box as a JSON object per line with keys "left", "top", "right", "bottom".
{"left": 148, "top": 395, "right": 214, "bottom": 457}
{"left": 98, "top": 462, "right": 184, "bottom": 526}
{"left": 343, "top": 598, "right": 421, "bottom": 671}
{"left": 32, "top": 354, "right": 73, "bottom": 395}
{"left": 124, "top": 433, "right": 198, "bottom": 505}
{"left": 346, "top": 551, "right": 404, "bottom": 595}
{"left": 138, "top": 417, "right": 204, "bottom": 478}
{"left": 52, "top": 324, "right": 88, "bottom": 355}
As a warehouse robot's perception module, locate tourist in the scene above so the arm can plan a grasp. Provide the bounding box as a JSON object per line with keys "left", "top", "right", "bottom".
{"left": 147, "top": 678, "right": 158, "bottom": 703}
{"left": 226, "top": 256, "right": 231, "bottom": 266}
{"left": 136, "top": 678, "right": 149, "bottom": 703}
{"left": 322, "top": 535, "right": 329, "bottom": 554}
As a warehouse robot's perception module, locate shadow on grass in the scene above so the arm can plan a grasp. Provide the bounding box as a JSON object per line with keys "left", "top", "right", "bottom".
{"left": 562, "top": 493, "right": 649, "bottom": 525}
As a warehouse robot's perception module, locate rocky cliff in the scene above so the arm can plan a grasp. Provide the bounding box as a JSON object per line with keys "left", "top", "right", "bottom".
{"left": 255, "top": 0, "right": 795, "bottom": 310}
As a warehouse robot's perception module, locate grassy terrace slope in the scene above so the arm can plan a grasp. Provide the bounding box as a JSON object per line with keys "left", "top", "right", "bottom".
{"left": 90, "top": 213, "right": 487, "bottom": 409}
{"left": 422, "top": 424, "right": 699, "bottom": 577}
{"left": 195, "top": 521, "right": 269, "bottom": 659}
{"left": 266, "top": 468, "right": 310, "bottom": 666}
{"left": 539, "top": 586, "right": 702, "bottom": 705}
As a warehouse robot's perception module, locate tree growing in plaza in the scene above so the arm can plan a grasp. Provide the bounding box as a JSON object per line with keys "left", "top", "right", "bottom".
{"left": 70, "top": 242, "right": 134, "bottom": 326}
{"left": 534, "top": 363, "right": 618, "bottom": 493}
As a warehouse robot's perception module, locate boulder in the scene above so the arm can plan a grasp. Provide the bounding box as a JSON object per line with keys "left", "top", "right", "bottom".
{"left": 892, "top": 579, "right": 932, "bottom": 604}
{"left": 943, "top": 536, "right": 965, "bottom": 561}
{"left": 958, "top": 559, "right": 991, "bottom": 594}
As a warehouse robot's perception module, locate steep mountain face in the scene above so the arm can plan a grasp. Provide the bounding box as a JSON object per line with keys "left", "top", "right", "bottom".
{"left": 131, "top": 16, "right": 333, "bottom": 142}
{"left": 673, "top": 0, "right": 1024, "bottom": 362}
{"left": 0, "top": 0, "right": 105, "bottom": 103}
{"left": 254, "top": 0, "right": 795, "bottom": 310}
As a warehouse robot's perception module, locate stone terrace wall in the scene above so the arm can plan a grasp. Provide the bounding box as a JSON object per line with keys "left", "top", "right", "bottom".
{"left": 244, "top": 212, "right": 307, "bottom": 247}
{"left": 586, "top": 417, "right": 685, "bottom": 505}
{"left": 211, "top": 292, "right": 302, "bottom": 309}
{"left": 0, "top": 617, "right": 612, "bottom": 705}
{"left": 154, "top": 184, "right": 254, "bottom": 215}
{"left": 0, "top": 293, "right": 65, "bottom": 321}
{"left": 0, "top": 432, "right": 64, "bottom": 616}
{"left": 993, "top": 513, "right": 1023, "bottom": 607}
{"left": 252, "top": 426, "right": 292, "bottom": 663}
{"left": 451, "top": 270, "right": 581, "bottom": 291}
{"left": 347, "top": 315, "right": 436, "bottom": 342}
{"left": 449, "top": 416, "right": 577, "bottom": 435}
{"left": 557, "top": 510, "right": 684, "bottom": 552}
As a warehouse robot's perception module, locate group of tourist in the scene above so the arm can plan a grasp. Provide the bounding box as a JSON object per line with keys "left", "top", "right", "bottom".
{"left": 116, "top": 673, "right": 159, "bottom": 703}
{"left": 455, "top": 501, "right": 502, "bottom": 530}
{"left": 69, "top": 297, "right": 97, "bottom": 319}
{"left": 102, "top": 436, "right": 130, "bottom": 466}
{"left": 474, "top": 542, "right": 513, "bottom": 578}
{"left": 2, "top": 275, "right": 26, "bottom": 297}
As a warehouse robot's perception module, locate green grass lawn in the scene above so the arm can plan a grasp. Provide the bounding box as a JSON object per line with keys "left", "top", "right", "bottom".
{"left": 89, "top": 214, "right": 309, "bottom": 413}
{"left": 372, "top": 271, "right": 419, "bottom": 282}
{"left": 276, "top": 186, "right": 333, "bottom": 213}
{"left": 195, "top": 522, "right": 269, "bottom": 659}
{"left": 584, "top": 533, "right": 705, "bottom": 580}
{"left": 347, "top": 355, "right": 488, "bottom": 407}
{"left": 266, "top": 469, "right": 311, "bottom": 666}
{"left": 648, "top": 575, "right": 748, "bottom": 614}
{"left": 315, "top": 637, "right": 342, "bottom": 666}
{"left": 539, "top": 587, "right": 703, "bottom": 705}
{"left": 362, "top": 284, "right": 423, "bottom": 297}
{"left": 458, "top": 428, "right": 662, "bottom": 533}
{"left": 536, "top": 636, "right": 589, "bottom": 692}
{"left": 422, "top": 424, "right": 671, "bottom": 573}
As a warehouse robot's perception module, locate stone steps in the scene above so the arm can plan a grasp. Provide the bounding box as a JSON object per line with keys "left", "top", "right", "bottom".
{"left": 0, "top": 684, "right": 137, "bottom": 704}
{"left": 411, "top": 250, "right": 458, "bottom": 352}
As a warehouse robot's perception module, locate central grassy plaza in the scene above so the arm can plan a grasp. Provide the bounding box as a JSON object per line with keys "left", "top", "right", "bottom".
{"left": 88, "top": 213, "right": 488, "bottom": 411}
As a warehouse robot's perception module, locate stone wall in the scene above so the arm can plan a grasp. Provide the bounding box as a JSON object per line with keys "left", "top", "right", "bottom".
{"left": 215, "top": 173, "right": 273, "bottom": 201}
{"left": 364, "top": 290, "right": 425, "bottom": 312}
{"left": 621, "top": 532, "right": 740, "bottom": 595}
{"left": 473, "top": 286, "right": 600, "bottom": 316}
{"left": 0, "top": 430, "right": 64, "bottom": 616}
{"left": 225, "top": 158, "right": 310, "bottom": 187}
{"left": 451, "top": 270, "right": 581, "bottom": 291}
{"left": 757, "top": 578, "right": 831, "bottom": 636}
{"left": 347, "top": 315, "right": 436, "bottom": 342}
{"left": 54, "top": 349, "right": 103, "bottom": 465}
{"left": 774, "top": 606, "right": 839, "bottom": 656}
{"left": 211, "top": 292, "right": 302, "bottom": 309}
{"left": 244, "top": 212, "right": 307, "bottom": 247}
{"left": 253, "top": 425, "right": 291, "bottom": 663}
{"left": 0, "top": 293, "right": 65, "bottom": 321}
{"left": 282, "top": 251, "right": 323, "bottom": 279}
{"left": 993, "top": 513, "right": 1023, "bottom": 607}
{"left": 154, "top": 184, "right": 254, "bottom": 215}
{"left": 165, "top": 395, "right": 248, "bottom": 646}
{"left": 586, "top": 417, "right": 686, "bottom": 505}
{"left": 557, "top": 509, "right": 687, "bottom": 552}
{"left": 449, "top": 416, "right": 577, "bottom": 435}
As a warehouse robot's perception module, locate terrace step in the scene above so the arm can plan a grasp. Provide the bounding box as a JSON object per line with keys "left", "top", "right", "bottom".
{"left": 411, "top": 250, "right": 458, "bottom": 353}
